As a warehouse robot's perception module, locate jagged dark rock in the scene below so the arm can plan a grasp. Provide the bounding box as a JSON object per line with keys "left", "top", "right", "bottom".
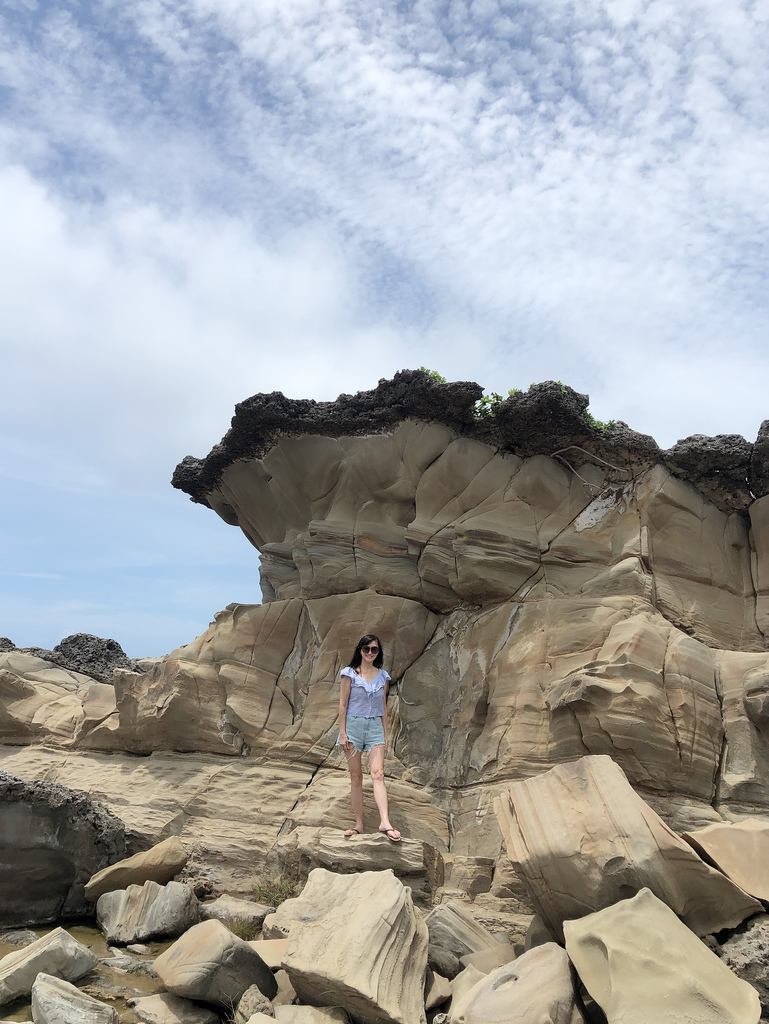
{"left": 0, "top": 772, "right": 126, "bottom": 925}
{"left": 5, "top": 634, "right": 144, "bottom": 685}
{"left": 172, "top": 371, "right": 751, "bottom": 513}
{"left": 665, "top": 434, "right": 753, "bottom": 513}
{"left": 750, "top": 420, "right": 769, "bottom": 499}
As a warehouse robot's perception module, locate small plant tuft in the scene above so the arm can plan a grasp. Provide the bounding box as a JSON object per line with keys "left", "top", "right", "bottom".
{"left": 584, "top": 410, "right": 615, "bottom": 433}
{"left": 473, "top": 388, "right": 520, "bottom": 417}
{"left": 418, "top": 366, "right": 447, "bottom": 383}
{"left": 223, "top": 917, "right": 261, "bottom": 941}
{"left": 252, "top": 868, "right": 301, "bottom": 907}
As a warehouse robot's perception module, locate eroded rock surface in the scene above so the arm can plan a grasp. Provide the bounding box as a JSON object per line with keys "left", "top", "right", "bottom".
{"left": 494, "top": 755, "right": 761, "bottom": 941}
{"left": 0, "top": 773, "right": 125, "bottom": 924}
{"left": 85, "top": 837, "right": 188, "bottom": 901}
{"left": 277, "top": 867, "right": 428, "bottom": 1024}
{"left": 564, "top": 888, "right": 761, "bottom": 1024}
{"left": 97, "top": 879, "right": 199, "bottom": 944}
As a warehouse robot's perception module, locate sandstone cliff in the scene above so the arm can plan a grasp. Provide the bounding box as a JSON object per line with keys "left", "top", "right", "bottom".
{"left": 2, "top": 370, "right": 769, "bottom": 894}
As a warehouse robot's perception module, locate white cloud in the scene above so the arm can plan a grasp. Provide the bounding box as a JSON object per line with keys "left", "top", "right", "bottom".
{"left": 1, "top": 0, "right": 768, "bottom": 651}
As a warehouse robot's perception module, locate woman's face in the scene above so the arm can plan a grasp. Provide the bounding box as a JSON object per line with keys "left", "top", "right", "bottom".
{"left": 360, "top": 640, "right": 379, "bottom": 665}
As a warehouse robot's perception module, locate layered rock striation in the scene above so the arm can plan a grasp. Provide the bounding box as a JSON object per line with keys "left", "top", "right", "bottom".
{"left": 3, "top": 371, "right": 769, "bottom": 889}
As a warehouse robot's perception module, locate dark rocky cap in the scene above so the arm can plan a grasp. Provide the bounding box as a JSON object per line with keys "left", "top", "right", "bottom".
{"left": 172, "top": 370, "right": 762, "bottom": 514}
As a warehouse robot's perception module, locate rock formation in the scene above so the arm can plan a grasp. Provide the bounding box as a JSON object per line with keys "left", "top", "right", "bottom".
{"left": 3, "top": 370, "right": 769, "bottom": 1020}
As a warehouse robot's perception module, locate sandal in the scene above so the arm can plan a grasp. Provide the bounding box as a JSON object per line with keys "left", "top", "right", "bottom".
{"left": 344, "top": 827, "right": 364, "bottom": 837}
{"left": 379, "top": 825, "right": 401, "bottom": 842}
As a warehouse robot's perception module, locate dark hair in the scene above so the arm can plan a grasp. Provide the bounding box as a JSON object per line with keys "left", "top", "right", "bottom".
{"left": 348, "top": 634, "right": 384, "bottom": 670}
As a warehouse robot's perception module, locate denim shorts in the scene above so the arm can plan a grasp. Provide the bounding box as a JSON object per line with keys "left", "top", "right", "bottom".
{"left": 342, "top": 715, "right": 385, "bottom": 753}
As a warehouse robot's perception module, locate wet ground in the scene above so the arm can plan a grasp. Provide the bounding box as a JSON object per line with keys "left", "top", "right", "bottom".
{"left": 0, "top": 921, "right": 173, "bottom": 1023}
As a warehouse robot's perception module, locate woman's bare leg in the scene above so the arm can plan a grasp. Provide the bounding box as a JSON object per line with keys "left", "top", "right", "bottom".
{"left": 369, "top": 744, "right": 399, "bottom": 838}
{"left": 346, "top": 749, "right": 364, "bottom": 833}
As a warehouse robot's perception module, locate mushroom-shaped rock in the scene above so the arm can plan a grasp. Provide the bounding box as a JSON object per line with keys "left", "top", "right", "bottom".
{"left": 450, "top": 943, "right": 584, "bottom": 1024}
{"left": 153, "top": 918, "right": 277, "bottom": 1009}
{"left": 31, "top": 972, "right": 118, "bottom": 1024}
{"left": 0, "top": 927, "right": 97, "bottom": 1006}
{"left": 564, "top": 888, "right": 761, "bottom": 1024}
{"left": 683, "top": 819, "right": 769, "bottom": 903}
{"left": 85, "top": 837, "right": 188, "bottom": 901}
{"left": 128, "top": 991, "right": 220, "bottom": 1024}
{"left": 276, "top": 867, "right": 428, "bottom": 1024}
{"left": 97, "top": 879, "right": 199, "bottom": 944}
{"left": 494, "top": 755, "right": 761, "bottom": 940}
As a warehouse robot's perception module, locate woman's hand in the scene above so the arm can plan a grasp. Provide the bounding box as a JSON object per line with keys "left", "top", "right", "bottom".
{"left": 339, "top": 731, "right": 352, "bottom": 753}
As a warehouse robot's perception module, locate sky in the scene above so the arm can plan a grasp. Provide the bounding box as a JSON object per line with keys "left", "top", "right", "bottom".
{"left": 1, "top": 0, "right": 768, "bottom": 656}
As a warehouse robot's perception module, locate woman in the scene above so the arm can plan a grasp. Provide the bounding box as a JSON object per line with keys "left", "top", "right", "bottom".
{"left": 338, "top": 633, "right": 401, "bottom": 841}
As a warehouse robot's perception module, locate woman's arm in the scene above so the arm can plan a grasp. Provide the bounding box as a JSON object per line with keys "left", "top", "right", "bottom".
{"left": 339, "top": 676, "right": 352, "bottom": 751}
{"left": 382, "top": 681, "right": 388, "bottom": 750}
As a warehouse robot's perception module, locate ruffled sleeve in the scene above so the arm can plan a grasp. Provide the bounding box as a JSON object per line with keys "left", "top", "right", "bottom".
{"left": 340, "top": 667, "right": 355, "bottom": 680}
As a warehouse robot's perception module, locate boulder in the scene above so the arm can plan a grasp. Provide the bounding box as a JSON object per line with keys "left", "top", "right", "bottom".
{"left": 277, "top": 867, "right": 428, "bottom": 1024}
{"left": 450, "top": 943, "right": 584, "bottom": 1024}
{"left": 31, "top": 972, "right": 118, "bottom": 1023}
{"left": 0, "top": 771, "right": 125, "bottom": 924}
{"left": 97, "top": 880, "right": 199, "bottom": 944}
{"left": 0, "top": 926, "right": 97, "bottom": 1006}
{"left": 274, "top": 826, "right": 444, "bottom": 906}
{"left": 153, "top": 918, "right": 277, "bottom": 1009}
{"left": 424, "top": 901, "right": 501, "bottom": 978}
{"left": 101, "top": 946, "right": 155, "bottom": 974}
{"left": 201, "top": 895, "right": 273, "bottom": 929}
{"left": 683, "top": 819, "right": 769, "bottom": 902}
{"left": 717, "top": 915, "right": 769, "bottom": 1017}
{"left": 236, "top": 983, "right": 274, "bottom": 1021}
{"left": 494, "top": 755, "right": 762, "bottom": 940}
{"left": 273, "top": 969, "right": 297, "bottom": 1005}
{"left": 564, "top": 888, "right": 761, "bottom": 1024}
{"left": 127, "top": 992, "right": 220, "bottom": 1024}
{"left": 85, "top": 837, "right": 188, "bottom": 901}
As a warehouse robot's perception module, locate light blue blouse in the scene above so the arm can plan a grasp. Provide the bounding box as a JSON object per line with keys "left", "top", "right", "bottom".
{"left": 341, "top": 666, "right": 390, "bottom": 718}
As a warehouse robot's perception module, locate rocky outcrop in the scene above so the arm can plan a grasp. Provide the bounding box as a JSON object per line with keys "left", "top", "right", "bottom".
{"left": 564, "top": 888, "right": 761, "bottom": 1024}
{"left": 495, "top": 756, "right": 761, "bottom": 941}
{"left": 0, "top": 772, "right": 125, "bottom": 924}
{"left": 4, "top": 370, "right": 769, "bottom": 931}
{"left": 277, "top": 868, "right": 428, "bottom": 1024}
{"left": 273, "top": 826, "right": 443, "bottom": 906}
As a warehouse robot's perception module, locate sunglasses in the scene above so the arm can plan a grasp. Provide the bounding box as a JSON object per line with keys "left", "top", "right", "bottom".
{"left": 360, "top": 644, "right": 379, "bottom": 654}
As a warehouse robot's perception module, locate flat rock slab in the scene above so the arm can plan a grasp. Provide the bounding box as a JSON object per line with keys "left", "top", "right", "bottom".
{"left": 451, "top": 943, "right": 583, "bottom": 1024}
{"left": 31, "top": 972, "right": 118, "bottom": 1024}
{"left": 85, "top": 837, "right": 188, "bottom": 901}
{"left": 201, "top": 895, "right": 273, "bottom": 928}
{"left": 0, "top": 926, "right": 97, "bottom": 1006}
{"left": 683, "top": 819, "right": 769, "bottom": 902}
{"left": 278, "top": 867, "right": 428, "bottom": 1024}
{"left": 154, "top": 918, "right": 277, "bottom": 1009}
{"left": 564, "top": 888, "right": 761, "bottom": 1024}
{"left": 274, "top": 827, "right": 444, "bottom": 905}
{"left": 97, "top": 879, "right": 199, "bottom": 944}
{"left": 128, "top": 991, "right": 220, "bottom": 1024}
{"left": 494, "top": 755, "right": 761, "bottom": 941}
{"left": 248, "top": 939, "right": 288, "bottom": 970}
